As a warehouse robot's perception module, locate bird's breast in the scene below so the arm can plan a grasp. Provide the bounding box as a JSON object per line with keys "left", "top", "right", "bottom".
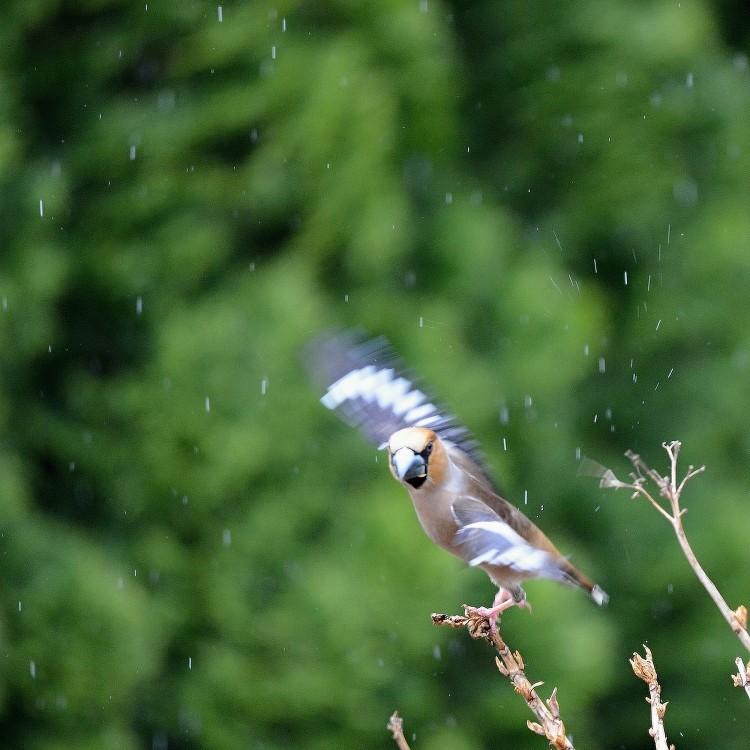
{"left": 406, "top": 486, "right": 459, "bottom": 552}
{"left": 404, "top": 458, "right": 467, "bottom": 553}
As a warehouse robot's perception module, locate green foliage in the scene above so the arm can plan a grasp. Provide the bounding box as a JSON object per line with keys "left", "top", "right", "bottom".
{"left": 1, "top": 0, "right": 750, "bottom": 747}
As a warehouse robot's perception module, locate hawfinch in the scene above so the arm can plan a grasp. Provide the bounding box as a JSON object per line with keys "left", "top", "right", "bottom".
{"left": 307, "top": 330, "right": 607, "bottom": 618}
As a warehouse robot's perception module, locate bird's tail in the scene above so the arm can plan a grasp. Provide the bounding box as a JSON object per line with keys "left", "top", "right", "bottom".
{"left": 558, "top": 560, "right": 609, "bottom": 606}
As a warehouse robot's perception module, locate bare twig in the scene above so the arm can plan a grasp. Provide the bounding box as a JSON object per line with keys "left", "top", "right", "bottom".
{"left": 433, "top": 606, "right": 575, "bottom": 749}
{"left": 586, "top": 441, "right": 750, "bottom": 654}
{"left": 630, "top": 646, "right": 675, "bottom": 750}
{"left": 731, "top": 657, "right": 750, "bottom": 699}
{"left": 387, "top": 711, "right": 412, "bottom": 750}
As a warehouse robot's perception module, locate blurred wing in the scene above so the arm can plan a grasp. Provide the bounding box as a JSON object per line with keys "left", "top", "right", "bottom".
{"left": 577, "top": 455, "right": 632, "bottom": 489}
{"left": 305, "top": 329, "right": 484, "bottom": 467}
{"left": 452, "top": 496, "right": 568, "bottom": 581}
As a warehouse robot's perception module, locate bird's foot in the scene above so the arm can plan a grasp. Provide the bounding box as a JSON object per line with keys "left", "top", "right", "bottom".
{"left": 473, "top": 588, "right": 531, "bottom": 632}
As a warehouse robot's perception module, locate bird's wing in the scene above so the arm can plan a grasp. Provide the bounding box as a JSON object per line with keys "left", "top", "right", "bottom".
{"left": 305, "top": 329, "right": 487, "bottom": 470}
{"left": 452, "top": 496, "right": 572, "bottom": 582}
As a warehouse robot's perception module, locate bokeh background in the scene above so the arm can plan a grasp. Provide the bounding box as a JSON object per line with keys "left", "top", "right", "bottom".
{"left": 2, "top": 1, "right": 750, "bottom": 748}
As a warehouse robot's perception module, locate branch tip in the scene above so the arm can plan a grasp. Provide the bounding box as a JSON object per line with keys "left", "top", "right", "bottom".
{"left": 630, "top": 646, "right": 673, "bottom": 750}
{"left": 387, "top": 711, "right": 412, "bottom": 750}
{"left": 732, "top": 657, "right": 750, "bottom": 699}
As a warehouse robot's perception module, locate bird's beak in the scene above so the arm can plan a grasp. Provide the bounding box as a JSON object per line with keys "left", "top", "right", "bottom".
{"left": 391, "top": 447, "right": 427, "bottom": 482}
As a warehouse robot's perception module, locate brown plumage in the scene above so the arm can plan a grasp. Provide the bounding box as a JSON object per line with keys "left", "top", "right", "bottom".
{"left": 307, "top": 330, "right": 607, "bottom": 617}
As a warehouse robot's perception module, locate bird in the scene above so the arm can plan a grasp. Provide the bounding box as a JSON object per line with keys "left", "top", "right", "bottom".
{"left": 306, "top": 329, "right": 607, "bottom": 623}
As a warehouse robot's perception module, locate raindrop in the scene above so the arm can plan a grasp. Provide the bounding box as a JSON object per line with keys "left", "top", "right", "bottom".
{"left": 524, "top": 489, "right": 528, "bottom": 505}
{"left": 217, "top": 5, "right": 223, "bottom": 22}
{"left": 261, "top": 378, "right": 268, "bottom": 395}
{"left": 30, "top": 661, "right": 36, "bottom": 678}
{"left": 419, "top": 316, "right": 424, "bottom": 328}
{"left": 655, "top": 319, "right": 661, "bottom": 331}
{"left": 136, "top": 296, "right": 143, "bottom": 314}
{"left": 271, "top": 46, "right": 276, "bottom": 60}
{"left": 445, "top": 192, "right": 453, "bottom": 204}
{"left": 282, "top": 17, "right": 287, "bottom": 31}
{"left": 598, "top": 357, "right": 606, "bottom": 373}
{"left": 624, "top": 271, "right": 628, "bottom": 285}
{"left": 39, "top": 199, "right": 44, "bottom": 217}
{"left": 18, "top": 601, "right": 22, "bottom": 612}
{"left": 188, "top": 657, "right": 192, "bottom": 670}
{"left": 667, "top": 368, "right": 674, "bottom": 378}
{"left": 129, "top": 145, "right": 136, "bottom": 160}
{"left": 432, "top": 644, "right": 441, "bottom": 660}
{"left": 223, "top": 529, "right": 232, "bottom": 547}
{"left": 553, "top": 230, "right": 563, "bottom": 252}
{"left": 205, "top": 396, "right": 210, "bottom": 412}
{"left": 502, "top": 437, "right": 507, "bottom": 451}
{"left": 593, "top": 258, "right": 598, "bottom": 273}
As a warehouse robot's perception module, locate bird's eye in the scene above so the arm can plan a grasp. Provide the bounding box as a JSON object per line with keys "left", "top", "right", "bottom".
{"left": 423, "top": 440, "right": 434, "bottom": 457}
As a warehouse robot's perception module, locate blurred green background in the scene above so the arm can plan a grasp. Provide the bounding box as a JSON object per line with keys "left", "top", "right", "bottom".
{"left": 1, "top": 1, "right": 750, "bottom": 748}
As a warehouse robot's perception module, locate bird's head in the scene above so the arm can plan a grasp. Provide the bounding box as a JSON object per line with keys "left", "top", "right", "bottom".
{"left": 387, "top": 427, "right": 445, "bottom": 490}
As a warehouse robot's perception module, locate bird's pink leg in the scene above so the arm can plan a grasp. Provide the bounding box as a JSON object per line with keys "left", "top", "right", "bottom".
{"left": 475, "top": 588, "right": 531, "bottom": 630}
